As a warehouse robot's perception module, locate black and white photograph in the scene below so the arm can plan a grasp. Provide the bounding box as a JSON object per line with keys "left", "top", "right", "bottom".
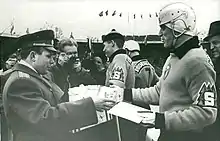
{"left": 0, "top": 0, "right": 220, "bottom": 141}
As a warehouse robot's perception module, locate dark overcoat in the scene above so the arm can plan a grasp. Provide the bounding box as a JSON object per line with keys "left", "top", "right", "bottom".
{"left": 2, "top": 63, "right": 98, "bottom": 141}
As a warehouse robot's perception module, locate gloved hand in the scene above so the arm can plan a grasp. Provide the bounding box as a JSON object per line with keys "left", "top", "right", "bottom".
{"left": 137, "top": 111, "right": 155, "bottom": 128}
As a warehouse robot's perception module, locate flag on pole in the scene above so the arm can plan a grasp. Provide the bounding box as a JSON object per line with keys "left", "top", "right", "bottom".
{"left": 105, "top": 10, "right": 108, "bottom": 16}
{"left": 128, "top": 13, "right": 130, "bottom": 23}
{"left": 141, "top": 14, "right": 143, "bottom": 19}
{"left": 112, "top": 10, "right": 116, "bottom": 16}
{"left": 10, "top": 23, "right": 14, "bottom": 35}
{"left": 70, "top": 32, "right": 74, "bottom": 39}
{"left": 99, "top": 11, "right": 103, "bottom": 17}
{"left": 26, "top": 28, "right": 29, "bottom": 34}
{"left": 119, "top": 13, "right": 122, "bottom": 17}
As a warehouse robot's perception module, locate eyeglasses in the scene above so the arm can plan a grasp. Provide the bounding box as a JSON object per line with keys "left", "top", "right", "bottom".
{"left": 59, "top": 52, "right": 78, "bottom": 57}
{"left": 60, "top": 52, "right": 68, "bottom": 57}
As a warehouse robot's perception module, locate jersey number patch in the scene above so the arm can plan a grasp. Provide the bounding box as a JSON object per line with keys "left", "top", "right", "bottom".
{"left": 110, "top": 67, "right": 124, "bottom": 82}
{"left": 196, "top": 82, "right": 217, "bottom": 107}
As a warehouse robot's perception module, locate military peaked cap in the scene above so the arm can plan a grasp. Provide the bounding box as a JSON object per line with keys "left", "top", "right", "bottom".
{"left": 17, "top": 30, "right": 57, "bottom": 52}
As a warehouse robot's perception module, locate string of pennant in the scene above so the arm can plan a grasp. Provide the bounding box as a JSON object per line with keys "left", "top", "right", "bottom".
{"left": 99, "top": 10, "right": 158, "bottom": 19}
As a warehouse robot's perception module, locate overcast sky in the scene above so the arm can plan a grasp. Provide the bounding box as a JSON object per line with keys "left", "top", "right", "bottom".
{"left": 0, "top": 0, "right": 220, "bottom": 39}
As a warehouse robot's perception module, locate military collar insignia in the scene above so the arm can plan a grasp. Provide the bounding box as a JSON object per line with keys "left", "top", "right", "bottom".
{"left": 18, "top": 71, "right": 30, "bottom": 78}
{"left": 14, "top": 63, "right": 52, "bottom": 88}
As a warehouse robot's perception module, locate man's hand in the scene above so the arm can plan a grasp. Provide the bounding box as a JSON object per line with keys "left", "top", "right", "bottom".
{"left": 92, "top": 96, "right": 116, "bottom": 111}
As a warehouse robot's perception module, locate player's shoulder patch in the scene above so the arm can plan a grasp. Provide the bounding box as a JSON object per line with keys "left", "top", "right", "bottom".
{"left": 195, "top": 82, "right": 217, "bottom": 108}
{"left": 18, "top": 71, "right": 30, "bottom": 78}
{"left": 134, "top": 60, "right": 151, "bottom": 73}
{"left": 110, "top": 66, "right": 124, "bottom": 82}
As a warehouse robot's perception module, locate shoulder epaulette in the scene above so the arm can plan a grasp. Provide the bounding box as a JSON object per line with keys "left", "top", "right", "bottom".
{"left": 18, "top": 71, "right": 30, "bottom": 78}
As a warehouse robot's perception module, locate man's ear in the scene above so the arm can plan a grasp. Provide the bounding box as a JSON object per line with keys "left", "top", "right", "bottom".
{"left": 111, "top": 40, "right": 116, "bottom": 47}
{"left": 30, "top": 51, "right": 37, "bottom": 62}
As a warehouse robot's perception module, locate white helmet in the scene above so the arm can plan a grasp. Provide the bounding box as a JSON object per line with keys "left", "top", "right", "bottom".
{"left": 159, "top": 2, "right": 197, "bottom": 37}
{"left": 124, "top": 40, "right": 140, "bottom": 51}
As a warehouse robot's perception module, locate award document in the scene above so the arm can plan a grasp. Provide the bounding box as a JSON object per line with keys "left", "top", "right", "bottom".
{"left": 108, "top": 102, "right": 154, "bottom": 124}
{"left": 68, "top": 85, "right": 123, "bottom": 103}
{"left": 68, "top": 85, "right": 123, "bottom": 125}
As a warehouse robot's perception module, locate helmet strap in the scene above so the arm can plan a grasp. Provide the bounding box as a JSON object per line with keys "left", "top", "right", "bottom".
{"left": 170, "top": 21, "right": 188, "bottom": 49}
{"left": 171, "top": 20, "right": 188, "bottom": 38}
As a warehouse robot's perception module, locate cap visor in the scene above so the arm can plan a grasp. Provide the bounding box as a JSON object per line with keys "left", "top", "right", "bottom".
{"left": 203, "top": 36, "right": 210, "bottom": 41}
{"left": 45, "top": 47, "right": 57, "bottom": 52}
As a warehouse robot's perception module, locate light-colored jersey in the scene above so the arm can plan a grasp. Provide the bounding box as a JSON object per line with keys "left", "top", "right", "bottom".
{"left": 132, "top": 58, "right": 159, "bottom": 88}
{"left": 105, "top": 53, "right": 135, "bottom": 89}
{"left": 132, "top": 47, "right": 217, "bottom": 131}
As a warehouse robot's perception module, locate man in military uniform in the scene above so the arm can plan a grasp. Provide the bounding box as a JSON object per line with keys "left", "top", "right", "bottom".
{"left": 204, "top": 20, "right": 220, "bottom": 141}
{"left": 2, "top": 30, "right": 114, "bottom": 141}
{"left": 102, "top": 29, "right": 135, "bottom": 89}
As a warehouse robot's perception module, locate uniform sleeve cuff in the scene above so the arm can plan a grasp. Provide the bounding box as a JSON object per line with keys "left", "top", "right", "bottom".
{"left": 155, "top": 112, "right": 165, "bottom": 129}
{"left": 123, "top": 89, "right": 133, "bottom": 103}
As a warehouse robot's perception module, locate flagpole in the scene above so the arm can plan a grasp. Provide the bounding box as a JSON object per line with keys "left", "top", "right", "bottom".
{"left": 132, "top": 13, "right": 135, "bottom": 37}
{"left": 127, "top": 12, "right": 129, "bottom": 24}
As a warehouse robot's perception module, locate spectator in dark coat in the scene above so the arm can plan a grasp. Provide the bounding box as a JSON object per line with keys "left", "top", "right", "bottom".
{"left": 68, "top": 57, "right": 97, "bottom": 87}
{"left": 91, "top": 52, "right": 107, "bottom": 85}
{"left": 203, "top": 20, "right": 220, "bottom": 141}
{"left": 49, "top": 38, "right": 78, "bottom": 101}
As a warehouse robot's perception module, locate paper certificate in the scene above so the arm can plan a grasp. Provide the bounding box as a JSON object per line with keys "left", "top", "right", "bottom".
{"left": 108, "top": 102, "right": 152, "bottom": 124}
{"left": 68, "top": 85, "right": 123, "bottom": 102}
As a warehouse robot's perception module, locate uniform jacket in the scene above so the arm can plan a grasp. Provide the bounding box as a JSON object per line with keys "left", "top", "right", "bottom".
{"left": 2, "top": 62, "right": 98, "bottom": 141}
{"left": 131, "top": 55, "right": 159, "bottom": 88}
{"left": 0, "top": 69, "right": 13, "bottom": 113}
{"left": 49, "top": 64, "right": 69, "bottom": 102}
{"left": 105, "top": 49, "right": 135, "bottom": 89}
{"left": 129, "top": 37, "right": 217, "bottom": 141}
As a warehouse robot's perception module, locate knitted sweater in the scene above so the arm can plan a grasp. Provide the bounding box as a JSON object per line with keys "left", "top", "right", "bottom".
{"left": 124, "top": 37, "right": 217, "bottom": 141}
{"left": 105, "top": 49, "right": 135, "bottom": 89}
{"left": 131, "top": 55, "right": 159, "bottom": 88}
